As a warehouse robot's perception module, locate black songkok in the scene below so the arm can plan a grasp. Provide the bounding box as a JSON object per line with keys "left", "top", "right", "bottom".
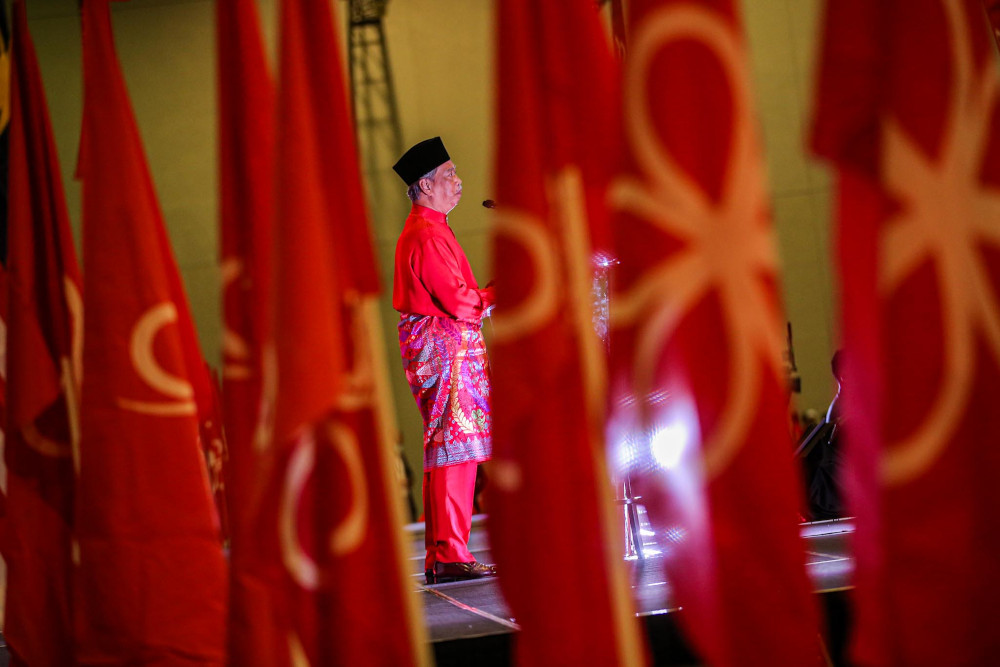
{"left": 392, "top": 136, "right": 451, "bottom": 185}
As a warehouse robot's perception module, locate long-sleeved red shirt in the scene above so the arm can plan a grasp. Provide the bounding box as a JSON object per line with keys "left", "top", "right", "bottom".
{"left": 393, "top": 204, "right": 493, "bottom": 321}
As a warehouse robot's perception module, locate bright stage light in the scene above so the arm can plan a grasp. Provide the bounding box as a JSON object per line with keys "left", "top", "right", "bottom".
{"left": 651, "top": 423, "right": 687, "bottom": 470}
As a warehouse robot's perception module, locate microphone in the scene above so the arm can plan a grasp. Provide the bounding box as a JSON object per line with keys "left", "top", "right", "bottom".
{"left": 482, "top": 199, "right": 496, "bottom": 209}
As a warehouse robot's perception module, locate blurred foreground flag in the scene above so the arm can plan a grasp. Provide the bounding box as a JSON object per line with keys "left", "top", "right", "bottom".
{"left": 984, "top": 0, "right": 1000, "bottom": 50}
{"left": 75, "top": 0, "right": 227, "bottom": 662}
{"left": 608, "top": 1, "right": 822, "bottom": 664}
{"left": 3, "top": 1, "right": 80, "bottom": 662}
{"left": 811, "top": 0, "right": 1000, "bottom": 663}
{"left": 0, "top": 0, "right": 11, "bottom": 454}
{"left": 0, "top": 0, "right": 9, "bottom": 268}
{"left": 215, "top": 0, "right": 277, "bottom": 662}
{"left": 488, "top": 1, "right": 646, "bottom": 665}
{"left": 245, "top": 0, "right": 427, "bottom": 663}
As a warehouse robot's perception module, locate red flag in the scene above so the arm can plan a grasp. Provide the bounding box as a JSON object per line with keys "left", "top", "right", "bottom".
{"left": 0, "top": 269, "right": 6, "bottom": 432}
{"left": 247, "top": 0, "right": 427, "bottom": 663}
{"left": 0, "top": 267, "right": 6, "bottom": 552}
{"left": 1, "top": 0, "right": 9, "bottom": 269}
{"left": 0, "top": 266, "right": 7, "bottom": 533}
{"left": 812, "top": 0, "right": 1000, "bottom": 663}
{"left": 75, "top": 0, "right": 227, "bottom": 662}
{"left": 610, "top": 0, "right": 629, "bottom": 56}
{"left": 488, "top": 1, "right": 646, "bottom": 665}
{"left": 2, "top": 2, "right": 81, "bottom": 661}
{"left": 0, "top": 0, "right": 10, "bottom": 582}
{"left": 984, "top": 1, "right": 1000, "bottom": 50}
{"left": 215, "top": 0, "right": 278, "bottom": 661}
{"left": 608, "top": 1, "right": 822, "bottom": 664}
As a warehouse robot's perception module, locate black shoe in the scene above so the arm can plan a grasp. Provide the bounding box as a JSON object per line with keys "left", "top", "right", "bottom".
{"left": 425, "top": 569, "right": 434, "bottom": 585}
{"left": 429, "top": 561, "right": 497, "bottom": 584}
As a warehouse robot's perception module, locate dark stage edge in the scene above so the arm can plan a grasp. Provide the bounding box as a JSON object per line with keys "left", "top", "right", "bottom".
{"left": 411, "top": 515, "right": 854, "bottom": 667}
{"left": 0, "top": 518, "right": 851, "bottom": 666}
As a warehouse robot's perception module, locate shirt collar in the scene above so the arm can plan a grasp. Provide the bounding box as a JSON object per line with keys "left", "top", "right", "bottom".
{"left": 411, "top": 203, "right": 448, "bottom": 225}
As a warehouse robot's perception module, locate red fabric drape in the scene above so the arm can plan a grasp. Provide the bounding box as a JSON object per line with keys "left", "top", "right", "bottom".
{"left": 75, "top": 1, "right": 227, "bottom": 662}
{"left": 215, "top": 0, "right": 280, "bottom": 662}
{"left": 488, "top": 1, "right": 646, "bottom": 665}
{"left": 3, "top": 2, "right": 81, "bottom": 662}
{"left": 610, "top": 1, "right": 822, "bottom": 664}
{"left": 812, "top": 0, "right": 1000, "bottom": 663}
{"left": 983, "top": 0, "right": 1000, "bottom": 51}
{"left": 246, "top": 0, "right": 427, "bottom": 662}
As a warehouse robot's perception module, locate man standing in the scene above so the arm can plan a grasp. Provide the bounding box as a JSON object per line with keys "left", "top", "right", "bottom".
{"left": 392, "top": 137, "right": 497, "bottom": 584}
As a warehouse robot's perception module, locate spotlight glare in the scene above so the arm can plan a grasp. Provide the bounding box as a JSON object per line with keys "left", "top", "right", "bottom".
{"left": 651, "top": 423, "right": 687, "bottom": 470}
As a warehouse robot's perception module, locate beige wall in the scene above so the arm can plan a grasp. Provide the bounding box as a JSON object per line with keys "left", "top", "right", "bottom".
{"left": 743, "top": 0, "right": 838, "bottom": 420}
{"left": 25, "top": 0, "right": 835, "bottom": 515}
{"left": 29, "top": 0, "right": 222, "bottom": 366}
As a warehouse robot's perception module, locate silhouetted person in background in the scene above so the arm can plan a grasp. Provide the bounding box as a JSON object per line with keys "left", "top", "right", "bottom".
{"left": 808, "top": 350, "right": 846, "bottom": 520}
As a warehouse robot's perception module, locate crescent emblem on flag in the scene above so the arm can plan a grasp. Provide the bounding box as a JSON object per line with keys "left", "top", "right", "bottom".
{"left": 549, "top": 168, "right": 609, "bottom": 425}
{"left": 117, "top": 302, "right": 197, "bottom": 416}
{"left": 65, "top": 277, "right": 84, "bottom": 386}
{"left": 287, "top": 630, "right": 310, "bottom": 667}
{"left": 21, "top": 423, "right": 71, "bottom": 458}
{"left": 221, "top": 257, "right": 253, "bottom": 381}
{"left": 325, "top": 422, "right": 369, "bottom": 555}
{"left": 0, "top": 35, "right": 9, "bottom": 132}
{"left": 879, "top": 0, "right": 1000, "bottom": 485}
{"left": 610, "top": 3, "right": 784, "bottom": 480}
{"left": 492, "top": 169, "right": 607, "bottom": 429}
{"left": 490, "top": 209, "right": 561, "bottom": 342}
{"left": 336, "top": 297, "right": 376, "bottom": 411}
{"left": 253, "top": 344, "right": 278, "bottom": 453}
{"left": 280, "top": 423, "right": 370, "bottom": 591}
{"left": 19, "top": 277, "right": 84, "bottom": 459}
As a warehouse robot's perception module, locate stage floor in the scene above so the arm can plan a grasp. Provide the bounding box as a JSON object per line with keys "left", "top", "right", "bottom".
{"left": 0, "top": 513, "right": 852, "bottom": 666}
{"left": 410, "top": 512, "right": 854, "bottom": 650}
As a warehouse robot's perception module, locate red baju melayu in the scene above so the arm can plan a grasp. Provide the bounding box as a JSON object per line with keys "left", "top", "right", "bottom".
{"left": 393, "top": 203, "right": 494, "bottom": 569}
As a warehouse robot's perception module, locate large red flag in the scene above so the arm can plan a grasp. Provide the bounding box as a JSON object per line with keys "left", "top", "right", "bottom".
{"left": 3, "top": 2, "right": 81, "bottom": 662}
{"left": 246, "top": 0, "right": 426, "bottom": 663}
{"left": 0, "top": 0, "right": 9, "bottom": 576}
{"left": 75, "top": 0, "right": 227, "bottom": 662}
{"left": 812, "top": 0, "right": 1000, "bottom": 663}
{"left": 215, "top": 0, "right": 278, "bottom": 662}
{"left": 0, "top": 269, "right": 6, "bottom": 436}
{"left": 488, "top": 1, "right": 646, "bottom": 664}
{"left": 984, "top": 1, "right": 1000, "bottom": 50}
{"left": 608, "top": 1, "right": 822, "bottom": 664}
{"left": 0, "top": 266, "right": 6, "bottom": 553}
{"left": 0, "top": 269, "right": 6, "bottom": 559}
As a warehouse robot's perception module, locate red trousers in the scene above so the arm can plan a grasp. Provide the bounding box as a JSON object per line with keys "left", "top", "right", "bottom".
{"left": 422, "top": 461, "right": 478, "bottom": 570}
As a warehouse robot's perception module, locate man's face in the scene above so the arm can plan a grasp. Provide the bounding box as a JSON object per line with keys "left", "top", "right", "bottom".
{"left": 422, "top": 160, "right": 463, "bottom": 214}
